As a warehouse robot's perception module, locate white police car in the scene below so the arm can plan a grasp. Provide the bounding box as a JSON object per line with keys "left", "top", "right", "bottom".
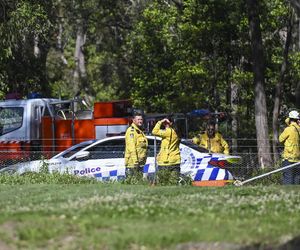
{"left": 0, "top": 136, "right": 241, "bottom": 185}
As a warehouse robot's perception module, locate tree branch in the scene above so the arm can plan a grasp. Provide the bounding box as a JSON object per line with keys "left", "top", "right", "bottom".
{"left": 288, "top": 0, "right": 300, "bottom": 13}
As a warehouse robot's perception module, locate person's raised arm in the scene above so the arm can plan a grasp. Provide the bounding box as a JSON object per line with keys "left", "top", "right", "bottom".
{"left": 152, "top": 119, "right": 169, "bottom": 138}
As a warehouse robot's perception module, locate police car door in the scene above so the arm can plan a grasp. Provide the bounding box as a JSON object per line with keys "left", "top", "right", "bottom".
{"left": 69, "top": 138, "right": 126, "bottom": 181}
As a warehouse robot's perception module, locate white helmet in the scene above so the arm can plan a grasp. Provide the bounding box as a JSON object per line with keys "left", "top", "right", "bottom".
{"left": 288, "top": 110, "right": 300, "bottom": 119}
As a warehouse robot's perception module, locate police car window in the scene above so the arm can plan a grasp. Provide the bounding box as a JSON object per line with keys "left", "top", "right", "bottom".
{"left": 87, "top": 139, "right": 125, "bottom": 159}
{"left": 0, "top": 107, "right": 23, "bottom": 136}
{"left": 147, "top": 138, "right": 161, "bottom": 157}
{"left": 62, "top": 145, "right": 90, "bottom": 158}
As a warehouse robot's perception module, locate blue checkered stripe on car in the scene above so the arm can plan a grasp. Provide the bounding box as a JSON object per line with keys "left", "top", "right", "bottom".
{"left": 93, "top": 169, "right": 125, "bottom": 181}
{"left": 87, "top": 165, "right": 153, "bottom": 181}
{"left": 193, "top": 167, "right": 233, "bottom": 181}
{"left": 142, "top": 164, "right": 155, "bottom": 179}
{"left": 143, "top": 164, "right": 153, "bottom": 173}
{"left": 87, "top": 158, "right": 233, "bottom": 181}
{"left": 143, "top": 161, "right": 233, "bottom": 181}
{"left": 191, "top": 155, "right": 233, "bottom": 180}
{"left": 194, "top": 155, "right": 215, "bottom": 169}
{"left": 181, "top": 152, "right": 217, "bottom": 170}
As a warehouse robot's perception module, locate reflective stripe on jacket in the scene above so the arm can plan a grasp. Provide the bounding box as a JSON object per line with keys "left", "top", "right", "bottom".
{"left": 125, "top": 123, "right": 148, "bottom": 168}
{"left": 279, "top": 122, "right": 300, "bottom": 162}
{"left": 193, "top": 132, "right": 229, "bottom": 155}
{"left": 152, "top": 121, "right": 181, "bottom": 166}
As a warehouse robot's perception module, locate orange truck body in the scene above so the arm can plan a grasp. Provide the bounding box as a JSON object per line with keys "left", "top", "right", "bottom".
{"left": 0, "top": 97, "right": 132, "bottom": 163}
{"left": 41, "top": 117, "right": 130, "bottom": 153}
{"left": 42, "top": 100, "right": 132, "bottom": 155}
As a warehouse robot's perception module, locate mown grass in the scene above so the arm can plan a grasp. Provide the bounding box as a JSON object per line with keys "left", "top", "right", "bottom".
{"left": 0, "top": 173, "right": 299, "bottom": 250}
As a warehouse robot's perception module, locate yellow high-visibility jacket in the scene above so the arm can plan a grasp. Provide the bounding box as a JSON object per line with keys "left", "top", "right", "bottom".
{"left": 125, "top": 123, "right": 148, "bottom": 168}
{"left": 279, "top": 121, "right": 300, "bottom": 162}
{"left": 193, "top": 132, "right": 229, "bottom": 155}
{"left": 152, "top": 121, "right": 181, "bottom": 166}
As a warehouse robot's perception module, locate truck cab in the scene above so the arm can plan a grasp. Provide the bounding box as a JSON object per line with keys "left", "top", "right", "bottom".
{"left": 0, "top": 95, "right": 59, "bottom": 165}
{"left": 0, "top": 98, "right": 58, "bottom": 142}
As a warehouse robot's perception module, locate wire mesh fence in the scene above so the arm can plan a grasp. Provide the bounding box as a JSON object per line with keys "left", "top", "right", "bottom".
{"left": 0, "top": 141, "right": 299, "bottom": 185}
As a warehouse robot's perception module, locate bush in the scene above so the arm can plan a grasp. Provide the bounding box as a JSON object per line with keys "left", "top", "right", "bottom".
{"left": 245, "top": 168, "right": 282, "bottom": 185}
{"left": 0, "top": 172, "right": 98, "bottom": 184}
{"left": 0, "top": 167, "right": 193, "bottom": 186}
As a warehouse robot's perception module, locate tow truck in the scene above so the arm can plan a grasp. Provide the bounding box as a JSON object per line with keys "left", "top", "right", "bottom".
{"left": 0, "top": 93, "right": 132, "bottom": 165}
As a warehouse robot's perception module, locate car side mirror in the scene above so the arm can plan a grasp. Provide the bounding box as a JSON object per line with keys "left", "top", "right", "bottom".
{"left": 75, "top": 151, "right": 90, "bottom": 159}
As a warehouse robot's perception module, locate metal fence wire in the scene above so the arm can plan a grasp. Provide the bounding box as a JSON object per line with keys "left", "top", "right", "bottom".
{"left": 0, "top": 142, "right": 299, "bottom": 185}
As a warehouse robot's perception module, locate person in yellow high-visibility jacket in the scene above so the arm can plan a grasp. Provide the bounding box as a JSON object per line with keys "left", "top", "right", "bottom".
{"left": 192, "top": 121, "right": 229, "bottom": 155}
{"left": 152, "top": 117, "right": 181, "bottom": 183}
{"left": 279, "top": 110, "right": 300, "bottom": 185}
{"left": 125, "top": 114, "right": 148, "bottom": 176}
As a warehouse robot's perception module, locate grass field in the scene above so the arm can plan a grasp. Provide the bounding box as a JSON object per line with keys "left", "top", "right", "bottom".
{"left": 0, "top": 176, "right": 300, "bottom": 249}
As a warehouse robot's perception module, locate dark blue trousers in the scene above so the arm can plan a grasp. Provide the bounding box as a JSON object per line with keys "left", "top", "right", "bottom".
{"left": 282, "top": 160, "right": 300, "bottom": 185}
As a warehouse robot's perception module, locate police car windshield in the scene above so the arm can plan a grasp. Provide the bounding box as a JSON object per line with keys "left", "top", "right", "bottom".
{"left": 180, "top": 139, "right": 209, "bottom": 153}
{"left": 53, "top": 140, "right": 96, "bottom": 159}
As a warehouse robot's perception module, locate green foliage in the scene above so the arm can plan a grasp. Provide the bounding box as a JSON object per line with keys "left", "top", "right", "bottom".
{"left": 122, "top": 169, "right": 192, "bottom": 186}
{"left": 0, "top": 169, "right": 192, "bottom": 186}
{"left": 121, "top": 170, "right": 147, "bottom": 185}
{"left": 288, "top": 52, "right": 300, "bottom": 108}
{"left": 127, "top": 0, "right": 246, "bottom": 113}
{"left": 87, "top": 49, "right": 122, "bottom": 101}
{"left": 0, "top": 172, "right": 98, "bottom": 184}
{"left": 7, "top": 2, "right": 51, "bottom": 40}
{"left": 0, "top": 0, "right": 300, "bottom": 147}
{"left": 128, "top": 2, "right": 184, "bottom": 112}
{"left": 247, "top": 168, "right": 282, "bottom": 185}
{"left": 155, "top": 169, "right": 192, "bottom": 186}
{"left": 42, "top": 0, "right": 137, "bottom": 100}
{"left": 290, "top": 52, "right": 300, "bottom": 80}
{"left": 0, "top": 0, "right": 54, "bottom": 95}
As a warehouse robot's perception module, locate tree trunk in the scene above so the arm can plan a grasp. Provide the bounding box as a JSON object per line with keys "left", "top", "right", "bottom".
{"left": 289, "top": 0, "right": 300, "bottom": 14}
{"left": 289, "top": 0, "right": 300, "bottom": 109}
{"left": 57, "top": 0, "right": 68, "bottom": 65}
{"left": 296, "top": 82, "right": 300, "bottom": 108}
{"left": 272, "top": 15, "right": 293, "bottom": 163}
{"left": 296, "top": 14, "right": 300, "bottom": 108}
{"left": 33, "top": 34, "right": 40, "bottom": 58}
{"left": 231, "top": 70, "right": 238, "bottom": 154}
{"left": 73, "top": 18, "right": 87, "bottom": 97}
{"left": 246, "top": 0, "right": 272, "bottom": 168}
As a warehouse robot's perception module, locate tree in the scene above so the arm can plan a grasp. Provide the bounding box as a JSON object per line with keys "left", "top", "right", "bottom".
{"left": 289, "top": 0, "right": 300, "bottom": 13}
{"left": 47, "top": 0, "right": 145, "bottom": 102}
{"left": 288, "top": 0, "right": 300, "bottom": 107}
{"left": 0, "top": 1, "right": 54, "bottom": 96}
{"left": 272, "top": 11, "right": 293, "bottom": 163}
{"left": 246, "top": 0, "right": 273, "bottom": 167}
{"left": 127, "top": 0, "right": 243, "bottom": 113}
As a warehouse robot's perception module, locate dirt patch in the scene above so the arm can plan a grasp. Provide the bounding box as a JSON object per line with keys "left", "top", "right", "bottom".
{"left": 46, "top": 234, "right": 77, "bottom": 249}
{"left": 0, "top": 240, "right": 13, "bottom": 250}
{"left": 0, "top": 221, "right": 18, "bottom": 250}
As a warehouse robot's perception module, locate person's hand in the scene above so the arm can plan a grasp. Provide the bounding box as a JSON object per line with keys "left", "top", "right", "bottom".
{"left": 161, "top": 118, "right": 170, "bottom": 124}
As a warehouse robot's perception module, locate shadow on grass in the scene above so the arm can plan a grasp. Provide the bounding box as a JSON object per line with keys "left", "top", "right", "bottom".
{"left": 175, "top": 235, "right": 300, "bottom": 250}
